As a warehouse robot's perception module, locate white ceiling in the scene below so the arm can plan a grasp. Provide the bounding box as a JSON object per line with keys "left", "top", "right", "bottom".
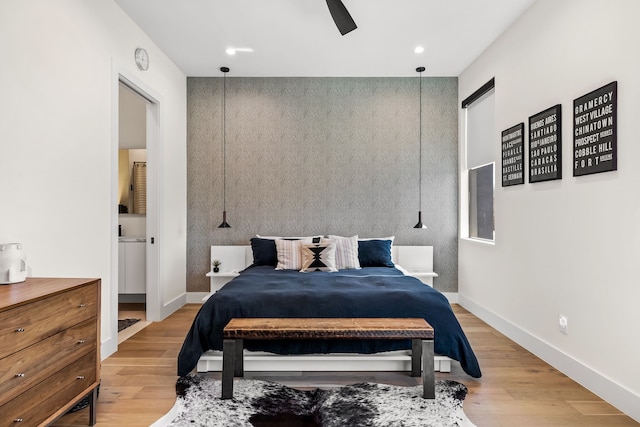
{"left": 115, "top": 0, "right": 535, "bottom": 77}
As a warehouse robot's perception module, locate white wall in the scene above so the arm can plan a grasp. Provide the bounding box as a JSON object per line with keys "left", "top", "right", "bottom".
{"left": 0, "top": 0, "right": 187, "bottom": 358}
{"left": 458, "top": 0, "right": 640, "bottom": 421}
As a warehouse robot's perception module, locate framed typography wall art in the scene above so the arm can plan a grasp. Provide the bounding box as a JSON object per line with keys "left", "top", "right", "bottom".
{"left": 501, "top": 123, "right": 525, "bottom": 186}
{"left": 529, "top": 104, "right": 562, "bottom": 183}
{"left": 573, "top": 81, "right": 617, "bottom": 176}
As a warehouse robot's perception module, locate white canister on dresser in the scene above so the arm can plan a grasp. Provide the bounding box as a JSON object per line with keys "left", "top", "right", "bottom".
{"left": 0, "top": 243, "right": 28, "bottom": 284}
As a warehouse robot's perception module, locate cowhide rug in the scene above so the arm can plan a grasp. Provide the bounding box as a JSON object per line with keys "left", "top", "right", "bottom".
{"left": 152, "top": 375, "right": 475, "bottom": 427}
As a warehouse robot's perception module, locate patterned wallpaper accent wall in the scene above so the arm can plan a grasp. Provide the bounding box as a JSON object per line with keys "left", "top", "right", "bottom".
{"left": 187, "top": 77, "right": 458, "bottom": 292}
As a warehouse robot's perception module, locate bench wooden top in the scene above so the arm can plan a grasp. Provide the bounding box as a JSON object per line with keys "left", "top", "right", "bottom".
{"left": 223, "top": 318, "right": 434, "bottom": 340}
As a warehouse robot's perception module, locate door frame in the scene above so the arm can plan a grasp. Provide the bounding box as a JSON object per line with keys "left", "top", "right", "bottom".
{"left": 109, "top": 63, "right": 163, "bottom": 356}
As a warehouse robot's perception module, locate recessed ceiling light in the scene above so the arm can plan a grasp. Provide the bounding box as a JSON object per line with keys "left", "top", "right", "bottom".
{"left": 226, "top": 47, "right": 254, "bottom": 56}
{"left": 414, "top": 46, "right": 425, "bottom": 54}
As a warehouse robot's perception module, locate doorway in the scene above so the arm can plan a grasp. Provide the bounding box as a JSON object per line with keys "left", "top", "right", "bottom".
{"left": 115, "top": 75, "right": 161, "bottom": 343}
{"left": 117, "top": 82, "right": 149, "bottom": 339}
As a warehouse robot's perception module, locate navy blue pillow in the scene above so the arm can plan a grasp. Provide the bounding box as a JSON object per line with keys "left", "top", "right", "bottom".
{"left": 250, "top": 238, "right": 277, "bottom": 266}
{"left": 358, "top": 239, "right": 394, "bottom": 268}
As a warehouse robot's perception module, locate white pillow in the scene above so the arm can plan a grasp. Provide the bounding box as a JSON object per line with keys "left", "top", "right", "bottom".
{"left": 257, "top": 234, "right": 322, "bottom": 241}
{"left": 300, "top": 239, "right": 337, "bottom": 272}
{"left": 327, "top": 235, "right": 361, "bottom": 270}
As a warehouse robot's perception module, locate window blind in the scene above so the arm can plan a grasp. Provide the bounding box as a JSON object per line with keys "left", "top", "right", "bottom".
{"left": 463, "top": 79, "right": 495, "bottom": 169}
{"left": 132, "top": 161, "right": 147, "bottom": 215}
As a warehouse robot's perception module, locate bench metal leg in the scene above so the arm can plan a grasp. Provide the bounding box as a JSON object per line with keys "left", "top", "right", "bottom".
{"left": 422, "top": 339, "right": 435, "bottom": 399}
{"left": 222, "top": 339, "right": 235, "bottom": 399}
{"left": 411, "top": 339, "right": 422, "bottom": 377}
{"left": 234, "top": 338, "right": 244, "bottom": 377}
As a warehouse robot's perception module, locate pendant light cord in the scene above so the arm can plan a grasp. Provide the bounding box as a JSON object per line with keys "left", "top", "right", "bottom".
{"left": 418, "top": 68, "right": 423, "bottom": 211}
{"left": 222, "top": 70, "right": 227, "bottom": 212}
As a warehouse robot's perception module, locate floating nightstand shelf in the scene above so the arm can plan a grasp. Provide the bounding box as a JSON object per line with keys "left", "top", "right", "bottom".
{"left": 205, "top": 246, "right": 252, "bottom": 297}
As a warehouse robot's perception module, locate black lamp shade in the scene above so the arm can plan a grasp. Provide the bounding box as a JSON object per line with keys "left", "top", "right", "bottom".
{"left": 414, "top": 211, "right": 427, "bottom": 229}
{"left": 218, "top": 211, "right": 231, "bottom": 228}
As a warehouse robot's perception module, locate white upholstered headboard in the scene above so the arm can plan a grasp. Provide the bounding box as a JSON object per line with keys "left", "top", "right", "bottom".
{"left": 209, "top": 245, "right": 434, "bottom": 274}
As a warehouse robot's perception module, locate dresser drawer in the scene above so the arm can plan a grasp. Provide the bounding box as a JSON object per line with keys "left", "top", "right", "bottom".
{"left": 0, "top": 283, "right": 97, "bottom": 359}
{"left": 0, "top": 352, "right": 97, "bottom": 427}
{"left": 0, "top": 318, "right": 96, "bottom": 407}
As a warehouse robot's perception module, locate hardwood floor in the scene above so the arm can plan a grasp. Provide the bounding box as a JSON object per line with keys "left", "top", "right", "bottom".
{"left": 53, "top": 304, "right": 638, "bottom": 426}
{"left": 117, "top": 302, "right": 150, "bottom": 345}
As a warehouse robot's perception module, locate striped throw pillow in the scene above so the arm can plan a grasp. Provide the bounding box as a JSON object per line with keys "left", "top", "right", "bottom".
{"left": 275, "top": 239, "right": 308, "bottom": 270}
{"left": 327, "top": 235, "right": 361, "bottom": 270}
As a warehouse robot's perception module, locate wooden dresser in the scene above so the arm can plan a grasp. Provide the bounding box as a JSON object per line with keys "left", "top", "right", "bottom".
{"left": 0, "top": 278, "right": 101, "bottom": 427}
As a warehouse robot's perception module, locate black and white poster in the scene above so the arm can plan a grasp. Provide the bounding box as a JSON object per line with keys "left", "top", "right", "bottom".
{"left": 501, "top": 123, "right": 525, "bottom": 186}
{"left": 573, "top": 81, "right": 617, "bottom": 176}
{"left": 529, "top": 104, "right": 562, "bottom": 183}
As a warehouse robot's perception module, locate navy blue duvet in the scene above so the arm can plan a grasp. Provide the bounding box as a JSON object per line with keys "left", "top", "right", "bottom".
{"left": 177, "top": 266, "right": 481, "bottom": 378}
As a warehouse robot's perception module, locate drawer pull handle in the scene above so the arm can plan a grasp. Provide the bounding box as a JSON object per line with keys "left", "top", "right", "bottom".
{"left": 76, "top": 375, "right": 85, "bottom": 380}
{"left": 15, "top": 373, "right": 25, "bottom": 377}
{"left": 15, "top": 328, "right": 25, "bottom": 332}
{"left": 14, "top": 419, "right": 24, "bottom": 423}
{"left": 78, "top": 304, "right": 87, "bottom": 308}
{"left": 77, "top": 339, "right": 86, "bottom": 344}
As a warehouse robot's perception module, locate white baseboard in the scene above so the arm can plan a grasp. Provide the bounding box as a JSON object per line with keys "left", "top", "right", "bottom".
{"left": 187, "top": 292, "right": 210, "bottom": 303}
{"left": 161, "top": 292, "right": 187, "bottom": 320}
{"left": 442, "top": 292, "right": 458, "bottom": 304}
{"left": 101, "top": 335, "right": 117, "bottom": 361}
{"left": 458, "top": 294, "right": 640, "bottom": 423}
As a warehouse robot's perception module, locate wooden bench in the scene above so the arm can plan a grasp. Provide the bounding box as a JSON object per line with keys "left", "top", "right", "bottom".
{"left": 222, "top": 317, "right": 435, "bottom": 399}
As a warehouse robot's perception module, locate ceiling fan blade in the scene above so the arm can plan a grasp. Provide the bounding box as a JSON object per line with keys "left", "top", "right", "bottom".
{"left": 326, "top": 0, "right": 357, "bottom": 35}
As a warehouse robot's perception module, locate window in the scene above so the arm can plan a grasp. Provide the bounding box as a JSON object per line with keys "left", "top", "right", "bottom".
{"left": 468, "top": 163, "right": 494, "bottom": 240}
{"left": 462, "top": 79, "right": 495, "bottom": 241}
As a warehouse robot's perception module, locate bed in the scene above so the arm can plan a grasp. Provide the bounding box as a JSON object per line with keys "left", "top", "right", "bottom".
{"left": 177, "top": 237, "right": 481, "bottom": 378}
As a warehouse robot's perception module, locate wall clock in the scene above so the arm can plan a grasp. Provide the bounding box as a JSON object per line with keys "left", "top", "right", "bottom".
{"left": 135, "top": 47, "right": 149, "bottom": 71}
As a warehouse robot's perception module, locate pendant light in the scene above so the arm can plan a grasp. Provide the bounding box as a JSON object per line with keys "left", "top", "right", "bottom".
{"left": 218, "top": 66, "right": 231, "bottom": 228}
{"left": 414, "top": 66, "right": 427, "bottom": 229}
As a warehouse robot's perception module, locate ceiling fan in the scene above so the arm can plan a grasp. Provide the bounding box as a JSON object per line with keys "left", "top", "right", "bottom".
{"left": 326, "top": 0, "right": 357, "bottom": 35}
